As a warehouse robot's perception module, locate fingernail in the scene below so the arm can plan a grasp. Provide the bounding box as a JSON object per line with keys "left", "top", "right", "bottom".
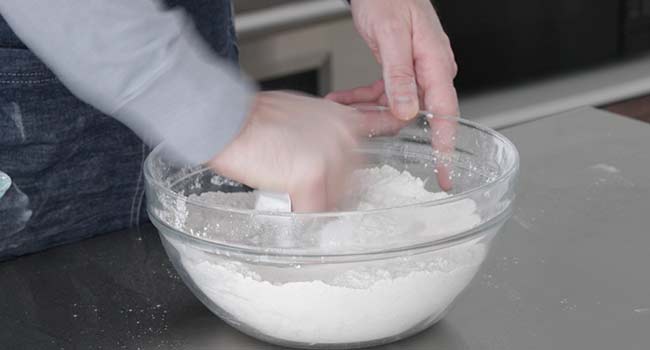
{"left": 394, "top": 96, "right": 417, "bottom": 120}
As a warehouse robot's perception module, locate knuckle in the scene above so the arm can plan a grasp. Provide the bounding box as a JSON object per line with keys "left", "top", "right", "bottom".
{"left": 450, "top": 60, "right": 458, "bottom": 77}
{"left": 388, "top": 64, "right": 416, "bottom": 80}
{"left": 341, "top": 130, "right": 359, "bottom": 149}
{"left": 430, "top": 98, "right": 458, "bottom": 117}
{"left": 374, "top": 18, "right": 406, "bottom": 36}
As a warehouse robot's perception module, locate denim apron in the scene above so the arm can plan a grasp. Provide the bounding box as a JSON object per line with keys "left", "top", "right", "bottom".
{"left": 0, "top": 0, "right": 238, "bottom": 260}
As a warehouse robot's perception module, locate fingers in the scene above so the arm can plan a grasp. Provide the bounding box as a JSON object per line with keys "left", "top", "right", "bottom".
{"left": 413, "top": 15, "right": 459, "bottom": 191}
{"left": 425, "top": 78, "right": 458, "bottom": 191}
{"left": 290, "top": 145, "right": 359, "bottom": 212}
{"left": 289, "top": 160, "right": 328, "bottom": 213}
{"left": 354, "top": 108, "right": 409, "bottom": 137}
{"left": 430, "top": 113, "right": 458, "bottom": 192}
{"left": 325, "top": 137, "right": 360, "bottom": 210}
{"left": 377, "top": 93, "right": 389, "bottom": 106}
{"left": 424, "top": 80, "right": 459, "bottom": 153}
{"left": 412, "top": 7, "right": 458, "bottom": 116}
{"left": 376, "top": 22, "right": 419, "bottom": 120}
{"left": 422, "top": 78, "right": 459, "bottom": 118}
{"left": 435, "top": 161, "right": 453, "bottom": 192}
{"left": 325, "top": 80, "right": 385, "bottom": 105}
{"left": 414, "top": 23, "right": 458, "bottom": 118}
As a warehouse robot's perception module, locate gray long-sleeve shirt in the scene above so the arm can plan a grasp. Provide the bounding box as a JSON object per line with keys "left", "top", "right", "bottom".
{"left": 0, "top": 0, "right": 253, "bottom": 165}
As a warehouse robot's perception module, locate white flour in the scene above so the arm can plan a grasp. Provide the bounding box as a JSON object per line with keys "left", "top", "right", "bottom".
{"left": 167, "top": 165, "right": 487, "bottom": 345}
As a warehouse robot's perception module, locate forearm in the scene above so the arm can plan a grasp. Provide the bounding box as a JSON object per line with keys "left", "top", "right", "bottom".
{"left": 0, "top": 0, "right": 253, "bottom": 164}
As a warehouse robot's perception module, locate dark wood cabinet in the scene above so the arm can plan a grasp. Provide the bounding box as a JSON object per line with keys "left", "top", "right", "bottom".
{"left": 603, "top": 94, "right": 650, "bottom": 123}
{"left": 434, "top": 0, "right": 621, "bottom": 92}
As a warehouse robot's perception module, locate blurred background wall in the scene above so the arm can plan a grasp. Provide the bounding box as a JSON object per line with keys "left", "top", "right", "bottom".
{"left": 235, "top": 0, "right": 650, "bottom": 94}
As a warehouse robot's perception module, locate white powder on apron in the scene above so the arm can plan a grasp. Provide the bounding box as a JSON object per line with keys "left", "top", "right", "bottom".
{"left": 168, "top": 165, "right": 487, "bottom": 345}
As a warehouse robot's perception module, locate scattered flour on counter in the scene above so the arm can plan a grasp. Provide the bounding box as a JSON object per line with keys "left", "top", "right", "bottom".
{"left": 168, "top": 165, "right": 488, "bottom": 345}
{"left": 590, "top": 163, "right": 620, "bottom": 174}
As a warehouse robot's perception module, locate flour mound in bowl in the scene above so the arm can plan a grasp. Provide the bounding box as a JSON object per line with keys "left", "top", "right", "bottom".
{"left": 178, "top": 165, "right": 482, "bottom": 252}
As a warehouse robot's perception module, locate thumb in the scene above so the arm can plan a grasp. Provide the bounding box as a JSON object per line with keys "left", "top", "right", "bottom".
{"left": 377, "top": 24, "right": 419, "bottom": 120}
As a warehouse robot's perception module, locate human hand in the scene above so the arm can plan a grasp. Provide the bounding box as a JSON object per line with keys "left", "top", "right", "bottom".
{"left": 208, "top": 91, "right": 404, "bottom": 212}
{"left": 326, "top": 0, "right": 458, "bottom": 190}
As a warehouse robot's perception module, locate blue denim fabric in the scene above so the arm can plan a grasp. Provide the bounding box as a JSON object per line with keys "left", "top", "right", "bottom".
{"left": 0, "top": 0, "right": 238, "bottom": 260}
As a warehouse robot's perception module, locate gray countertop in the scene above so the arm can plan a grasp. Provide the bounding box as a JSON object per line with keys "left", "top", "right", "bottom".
{"left": 2, "top": 107, "right": 650, "bottom": 349}
{"left": 460, "top": 54, "right": 650, "bottom": 129}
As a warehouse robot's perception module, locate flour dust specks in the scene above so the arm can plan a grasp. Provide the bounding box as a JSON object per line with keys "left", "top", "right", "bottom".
{"left": 590, "top": 163, "right": 620, "bottom": 174}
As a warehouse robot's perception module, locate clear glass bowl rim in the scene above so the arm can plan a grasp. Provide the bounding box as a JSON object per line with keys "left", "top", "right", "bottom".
{"left": 144, "top": 111, "right": 519, "bottom": 219}
{"left": 151, "top": 207, "right": 512, "bottom": 261}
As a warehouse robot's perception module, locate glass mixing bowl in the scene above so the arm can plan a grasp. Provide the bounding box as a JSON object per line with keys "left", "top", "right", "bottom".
{"left": 144, "top": 108, "right": 519, "bottom": 349}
